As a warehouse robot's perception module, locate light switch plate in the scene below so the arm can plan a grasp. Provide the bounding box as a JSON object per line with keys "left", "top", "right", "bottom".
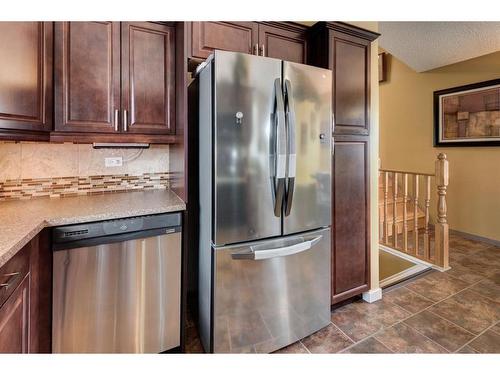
{"left": 105, "top": 157, "right": 123, "bottom": 167}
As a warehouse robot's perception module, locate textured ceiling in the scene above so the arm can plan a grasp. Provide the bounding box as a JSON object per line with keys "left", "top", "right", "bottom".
{"left": 379, "top": 22, "right": 500, "bottom": 72}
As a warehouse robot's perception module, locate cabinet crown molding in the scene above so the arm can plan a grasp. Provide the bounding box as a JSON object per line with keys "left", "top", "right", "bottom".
{"left": 314, "top": 21, "right": 380, "bottom": 41}
{"left": 257, "top": 21, "right": 309, "bottom": 32}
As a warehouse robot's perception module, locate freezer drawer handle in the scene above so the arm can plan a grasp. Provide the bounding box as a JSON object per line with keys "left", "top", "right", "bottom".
{"left": 231, "top": 235, "right": 322, "bottom": 260}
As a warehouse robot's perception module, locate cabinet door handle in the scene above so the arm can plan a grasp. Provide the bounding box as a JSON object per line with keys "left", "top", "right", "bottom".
{"left": 0, "top": 272, "right": 20, "bottom": 289}
{"left": 253, "top": 43, "right": 259, "bottom": 55}
{"left": 123, "top": 110, "right": 128, "bottom": 132}
{"left": 260, "top": 44, "right": 265, "bottom": 56}
{"left": 114, "top": 109, "right": 119, "bottom": 131}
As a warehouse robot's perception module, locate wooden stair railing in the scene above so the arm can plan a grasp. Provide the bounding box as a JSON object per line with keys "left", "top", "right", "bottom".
{"left": 379, "top": 153, "right": 449, "bottom": 270}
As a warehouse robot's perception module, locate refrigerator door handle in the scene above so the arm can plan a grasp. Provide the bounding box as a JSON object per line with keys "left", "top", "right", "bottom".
{"left": 284, "top": 79, "right": 296, "bottom": 217}
{"left": 273, "top": 78, "right": 287, "bottom": 217}
{"left": 231, "top": 235, "right": 322, "bottom": 260}
{"left": 332, "top": 112, "right": 335, "bottom": 135}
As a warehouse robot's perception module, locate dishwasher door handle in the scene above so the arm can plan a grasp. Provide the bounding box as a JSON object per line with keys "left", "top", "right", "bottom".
{"left": 231, "top": 235, "right": 322, "bottom": 260}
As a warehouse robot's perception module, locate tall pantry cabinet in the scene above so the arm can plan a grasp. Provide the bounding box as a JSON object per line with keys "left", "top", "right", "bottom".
{"left": 309, "top": 22, "right": 379, "bottom": 305}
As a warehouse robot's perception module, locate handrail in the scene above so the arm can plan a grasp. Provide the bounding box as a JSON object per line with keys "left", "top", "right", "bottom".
{"left": 379, "top": 168, "right": 434, "bottom": 177}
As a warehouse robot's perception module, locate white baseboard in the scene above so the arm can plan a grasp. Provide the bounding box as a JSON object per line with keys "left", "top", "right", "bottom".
{"left": 362, "top": 288, "right": 382, "bottom": 303}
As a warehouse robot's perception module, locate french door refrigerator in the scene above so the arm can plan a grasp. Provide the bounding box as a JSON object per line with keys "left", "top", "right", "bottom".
{"left": 197, "top": 50, "right": 332, "bottom": 353}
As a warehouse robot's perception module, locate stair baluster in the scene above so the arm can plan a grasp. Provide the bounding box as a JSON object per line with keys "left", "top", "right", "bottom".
{"left": 392, "top": 172, "right": 399, "bottom": 248}
{"left": 403, "top": 173, "right": 408, "bottom": 252}
{"left": 424, "top": 176, "right": 431, "bottom": 260}
{"left": 413, "top": 175, "right": 419, "bottom": 256}
{"left": 383, "top": 171, "right": 389, "bottom": 244}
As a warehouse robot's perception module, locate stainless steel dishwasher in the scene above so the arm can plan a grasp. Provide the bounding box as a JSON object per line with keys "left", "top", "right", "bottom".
{"left": 52, "top": 213, "right": 182, "bottom": 353}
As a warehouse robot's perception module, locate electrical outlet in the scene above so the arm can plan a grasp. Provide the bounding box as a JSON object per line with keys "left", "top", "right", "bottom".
{"left": 105, "top": 157, "right": 123, "bottom": 167}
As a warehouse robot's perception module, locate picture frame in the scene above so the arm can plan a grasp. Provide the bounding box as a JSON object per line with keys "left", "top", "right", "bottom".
{"left": 434, "top": 78, "right": 500, "bottom": 147}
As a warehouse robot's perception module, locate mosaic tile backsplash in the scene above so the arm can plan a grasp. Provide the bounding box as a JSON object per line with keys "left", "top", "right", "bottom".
{"left": 0, "top": 142, "right": 171, "bottom": 201}
{"left": 0, "top": 173, "right": 171, "bottom": 201}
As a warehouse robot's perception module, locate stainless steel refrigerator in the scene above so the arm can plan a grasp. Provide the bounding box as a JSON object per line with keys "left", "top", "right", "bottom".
{"left": 197, "top": 50, "right": 332, "bottom": 353}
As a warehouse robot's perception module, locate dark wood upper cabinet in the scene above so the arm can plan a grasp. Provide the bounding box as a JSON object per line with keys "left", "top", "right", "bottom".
{"left": 331, "top": 33, "right": 370, "bottom": 135}
{"left": 121, "top": 22, "right": 176, "bottom": 135}
{"left": 53, "top": 21, "right": 177, "bottom": 141}
{"left": 331, "top": 136, "right": 370, "bottom": 304}
{"left": 54, "top": 22, "right": 121, "bottom": 133}
{"left": 189, "top": 22, "right": 307, "bottom": 64}
{"left": 0, "top": 276, "right": 30, "bottom": 353}
{"left": 309, "top": 22, "right": 379, "bottom": 136}
{"left": 258, "top": 23, "right": 307, "bottom": 64}
{"left": 0, "top": 22, "right": 53, "bottom": 139}
{"left": 190, "top": 22, "right": 258, "bottom": 59}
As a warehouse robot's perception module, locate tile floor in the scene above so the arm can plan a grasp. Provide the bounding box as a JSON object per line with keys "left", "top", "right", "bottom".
{"left": 185, "top": 232, "right": 500, "bottom": 354}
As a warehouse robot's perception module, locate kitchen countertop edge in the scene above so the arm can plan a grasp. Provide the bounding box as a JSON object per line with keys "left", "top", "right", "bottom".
{"left": 0, "top": 189, "right": 186, "bottom": 269}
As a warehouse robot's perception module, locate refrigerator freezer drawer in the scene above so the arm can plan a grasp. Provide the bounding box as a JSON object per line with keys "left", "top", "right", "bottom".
{"left": 212, "top": 228, "right": 331, "bottom": 353}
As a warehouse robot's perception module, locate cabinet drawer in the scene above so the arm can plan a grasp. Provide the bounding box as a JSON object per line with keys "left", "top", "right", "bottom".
{"left": 0, "top": 243, "right": 30, "bottom": 308}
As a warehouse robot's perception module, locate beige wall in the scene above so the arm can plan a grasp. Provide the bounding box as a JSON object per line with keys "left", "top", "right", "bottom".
{"left": 0, "top": 142, "right": 169, "bottom": 181}
{"left": 379, "top": 51, "right": 500, "bottom": 241}
{"left": 349, "top": 22, "right": 380, "bottom": 292}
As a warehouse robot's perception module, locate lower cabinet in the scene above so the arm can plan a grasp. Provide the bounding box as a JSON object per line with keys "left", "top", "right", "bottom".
{"left": 0, "top": 231, "right": 51, "bottom": 353}
{"left": 0, "top": 276, "right": 30, "bottom": 353}
{"left": 331, "top": 136, "right": 370, "bottom": 304}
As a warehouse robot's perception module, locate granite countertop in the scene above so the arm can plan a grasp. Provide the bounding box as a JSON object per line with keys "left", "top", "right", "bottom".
{"left": 0, "top": 189, "right": 186, "bottom": 268}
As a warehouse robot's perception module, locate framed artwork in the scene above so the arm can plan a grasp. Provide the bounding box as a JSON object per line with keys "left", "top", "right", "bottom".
{"left": 434, "top": 78, "right": 500, "bottom": 147}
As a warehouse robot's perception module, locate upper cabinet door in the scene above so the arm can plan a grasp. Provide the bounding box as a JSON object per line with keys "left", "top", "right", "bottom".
{"left": 121, "top": 22, "right": 176, "bottom": 135}
{"left": 258, "top": 24, "right": 307, "bottom": 64}
{"left": 191, "top": 22, "right": 258, "bottom": 59}
{"left": 0, "top": 22, "right": 53, "bottom": 133}
{"left": 331, "top": 31, "right": 371, "bottom": 135}
{"left": 54, "top": 22, "right": 121, "bottom": 133}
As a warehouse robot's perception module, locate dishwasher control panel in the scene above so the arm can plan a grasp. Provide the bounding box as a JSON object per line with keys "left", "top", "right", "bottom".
{"left": 52, "top": 212, "right": 182, "bottom": 248}
{"left": 102, "top": 217, "right": 145, "bottom": 235}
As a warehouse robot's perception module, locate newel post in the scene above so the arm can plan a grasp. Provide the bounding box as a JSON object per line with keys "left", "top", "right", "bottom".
{"left": 435, "top": 153, "right": 449, "bottom": 269}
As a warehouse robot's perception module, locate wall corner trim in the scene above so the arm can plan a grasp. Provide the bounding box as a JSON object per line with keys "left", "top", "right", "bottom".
{"left": 362, "top": 288, "right": 382, "bottom": 303}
